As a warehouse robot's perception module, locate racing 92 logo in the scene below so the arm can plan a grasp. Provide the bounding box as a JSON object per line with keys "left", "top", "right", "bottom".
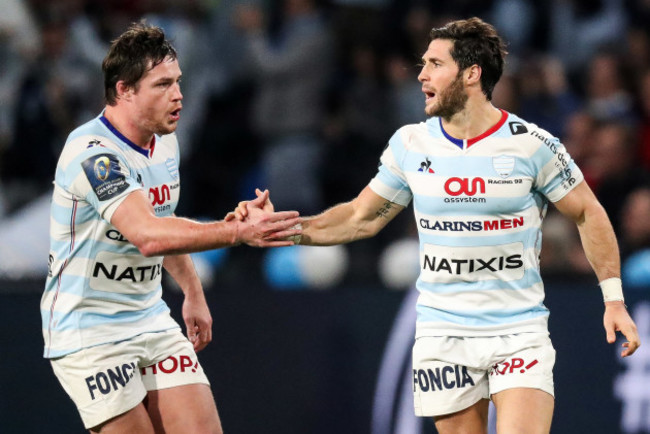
{"left": 444, "top": 177, "right": 486, "bottom": 196}
{"left": 149, "top": 185, "right": 171, "bottom": 205}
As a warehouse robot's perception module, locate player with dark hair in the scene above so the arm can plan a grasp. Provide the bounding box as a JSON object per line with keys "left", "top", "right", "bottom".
{"left": 42, "top": 22, "right": 300, "bottom": 433}
{"left": 232, "top": 17, "right": 640, "bottom": 433}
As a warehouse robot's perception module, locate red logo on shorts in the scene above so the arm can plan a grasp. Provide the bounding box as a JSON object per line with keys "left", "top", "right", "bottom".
{"left": 490, "top": 358, "right": 538, "bottom": 376}
{"left": 141, "top": 354, "right": 199, "bottom": 375}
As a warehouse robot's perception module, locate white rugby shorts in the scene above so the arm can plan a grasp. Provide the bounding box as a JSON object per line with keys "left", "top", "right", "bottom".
{"left": 50, "top": 328, "right": 209, "bottom": 429}
{"left": 412, "top": 332, "right": 555, "bottom": 417}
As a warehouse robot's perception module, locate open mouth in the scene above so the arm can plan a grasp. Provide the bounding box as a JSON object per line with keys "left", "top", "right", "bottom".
{"left": 170, "top": 108, "right": 181, "bottom": 120}
{"left": 424, "top": 91, "right": 435, "bottom": 102}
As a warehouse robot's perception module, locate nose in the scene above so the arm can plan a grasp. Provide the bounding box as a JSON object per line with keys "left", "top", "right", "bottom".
{"left": 173, "top": 82, "right": 183, "bottom": 101}
{"left": 417, "top": 67, "right": 427, "bottom": 83}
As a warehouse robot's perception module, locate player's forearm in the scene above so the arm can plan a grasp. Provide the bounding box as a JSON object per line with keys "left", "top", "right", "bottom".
{"left": 301, "top": 203, "right": 377, "bottom": 246}
{"left": 576, "top": 202, "right": 621, "bottom": 282}
{"left": 133, "top": 217, "right": 240, "bottom": 257}
{"left": 162, "top": 254, "right": 204, "bottom": 299}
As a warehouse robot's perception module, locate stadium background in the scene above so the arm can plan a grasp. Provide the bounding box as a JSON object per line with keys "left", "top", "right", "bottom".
{"left": 1, "top": 0, "right": 650, "bottom": 433}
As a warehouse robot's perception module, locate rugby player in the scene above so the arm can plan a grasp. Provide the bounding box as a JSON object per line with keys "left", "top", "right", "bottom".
{"left": 232, "top": 17, "right": 640, "bottom": 434}
{"left": 41, "top": 22, "right": 300, "bottom": 433}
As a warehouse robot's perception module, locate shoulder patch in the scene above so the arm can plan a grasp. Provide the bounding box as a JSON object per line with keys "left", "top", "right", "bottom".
{"left": 81, "top": 153, "right": 130, "bottom": 201}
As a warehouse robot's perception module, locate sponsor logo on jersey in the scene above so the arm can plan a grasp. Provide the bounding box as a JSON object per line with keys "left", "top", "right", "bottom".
{"left": 105, "top": 229, "right": 129, "bottom": 242}
{"left": 85, "top": 362, "right": 137, "bottom": 400}
{"left": 509, "top": 121, "right": 528, "bottom": 135}
{"left": 490, "top": 357, "right": 539, "bottom": 376}
{"left": 413, "top": 365, "right": 475, "bottom": 392}
{"left": 92, "top": 262, "right": 162, "bottom": 282}
{"left": 419, "top": 217, "right": 524, "bottom": 232}
{"left": 420, "top": 242, "right": 525, "bottom": 283}
{"left": 90, "top": 252, "right": 162, "bottom": 293}
{"left": 81, "top": 153, "right": 130, "bottom": 201}
{"left": 444, "top": 177, "right": 486, "bottom": 196}
{"left": 149, "top": 185, "right": 170, "bottom": 206}
{"left": 530, "top": 130, "right": 578, "bottom": 189}
{"left": 140, "top": 354, "right": 199, "bottom": 376}
{"left": 418, "top": 157, "right": 434, "bottom": 173}
{"left": 493, "top": 155, "right": 515, "bottom": 178}
{"left": 86, "top": 139, "right": 105, "bottom": 149}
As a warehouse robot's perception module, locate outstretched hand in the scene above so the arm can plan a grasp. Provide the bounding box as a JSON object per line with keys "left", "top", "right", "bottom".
{"left": 225, "top": 188, "right": 273, "bottom": 222}
{"left": 227, "top": 189, "right": 301, "bottom": 247}
{"left": 604, "top": 301, "right": 641, "bottom": 357}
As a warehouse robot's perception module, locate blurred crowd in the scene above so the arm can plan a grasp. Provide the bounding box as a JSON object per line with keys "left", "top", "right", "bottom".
{"left": 1, "top": 0, "right": 650, "bottom": 290}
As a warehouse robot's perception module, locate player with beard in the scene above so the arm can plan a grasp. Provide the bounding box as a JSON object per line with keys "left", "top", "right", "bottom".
{"left": 231, "top": 17, "right": 640, "bottom": 433}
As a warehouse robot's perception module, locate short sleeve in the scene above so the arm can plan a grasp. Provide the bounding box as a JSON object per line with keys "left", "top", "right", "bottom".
{"left": 368, "top": 130, "right": 413, "bottom": 206}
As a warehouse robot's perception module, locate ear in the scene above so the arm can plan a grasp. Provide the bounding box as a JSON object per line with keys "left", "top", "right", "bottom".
{"left": 115, "top": 80, "right": 133, "bottom": 102}
{"left": 464, "top": 64, "right": 482, "bottom": 86}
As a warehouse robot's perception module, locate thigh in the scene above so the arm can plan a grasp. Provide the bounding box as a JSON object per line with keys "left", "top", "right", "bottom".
{"left": 145, "top": 384, "right": 222, "bottom": 434}
{"left": 434, "top": 399, "right": 490, "bottom": 434}
{"left": 492, "top": 388, "right": 554, "bottom": 434}
{"left": 90, "top": 403, "right": 154, "bottom": 434}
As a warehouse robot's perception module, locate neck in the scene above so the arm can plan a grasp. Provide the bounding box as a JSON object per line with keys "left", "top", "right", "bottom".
{"left": 441, "top": 98, "right": 502, "bottom": 140}
{"left": 103, "top": 105, "right": 154, "bottom": 149}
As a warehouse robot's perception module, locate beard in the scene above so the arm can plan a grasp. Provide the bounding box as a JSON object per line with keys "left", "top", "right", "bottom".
{"left": 427, "top": 72, "right": 468, "bottom": 119}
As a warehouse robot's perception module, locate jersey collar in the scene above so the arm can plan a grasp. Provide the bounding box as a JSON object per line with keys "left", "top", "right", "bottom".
{"left": 99, "top": 115, "right": 156, "bottom": 158}
{"left": 439, "top": 109, "right": 508, "bottom": 150}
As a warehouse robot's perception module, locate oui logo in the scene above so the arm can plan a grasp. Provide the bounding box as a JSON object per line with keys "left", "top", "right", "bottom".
{"left": 444, "top": 177, "right": 486, "bottom": 197}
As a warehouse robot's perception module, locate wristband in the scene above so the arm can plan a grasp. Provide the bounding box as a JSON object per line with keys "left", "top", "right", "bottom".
{"left": 599, "top": 277, "right": 624, "bottom": 302}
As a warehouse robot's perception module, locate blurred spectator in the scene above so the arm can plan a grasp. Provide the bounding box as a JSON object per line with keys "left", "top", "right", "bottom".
{"left": 584, "top": 49, "right": 636, "bottom": 123}
{"left": 322, "top": 44, "right": 393, "bottom": 205}
{"left": 620, "top": 186, "right": 650, "bottom": 289}
{"left": 540, "top": 210, "right": 591, "bottom": 275}
{"left": 620, "top": 186, "right": 650, "bottom": 258}
{"left": 636, "top": 68, "right": 650, "bottom": 170}
{"left": 549, "top": 0, "right": 628, "bottom": 75}
{"left": 518, "top": 55, "right": 582, "bottom": 137}
{"left": 235, "top": 0, "right": 334, "bottom": 214}
{"left": 1, "top": 14, "right": 98, "bottom": 212}
{"left": 584, "top": 121, "right": 647, "bottom": 233}
{"left": 385, "top": 51, "right": 427, "bottom": 127}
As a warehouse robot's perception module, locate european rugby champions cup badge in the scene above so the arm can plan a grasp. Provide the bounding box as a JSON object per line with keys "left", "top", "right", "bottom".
{"left": 492, "top": 155, "right": 515, "bottom": 179}
{"left": 81, "top": 153, "right": 130, "bottom": 201}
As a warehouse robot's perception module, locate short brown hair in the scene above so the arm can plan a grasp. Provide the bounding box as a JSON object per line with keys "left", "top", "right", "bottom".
{"left": 102, "top": 22, "right": 177, "bottom": 105}
{"left": 429, "top": 17, "right": 507, "bottom": 100}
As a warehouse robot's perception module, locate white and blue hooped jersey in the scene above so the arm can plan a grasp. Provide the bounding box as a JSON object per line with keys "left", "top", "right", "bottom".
{"left": 369, "top": 110, "right": 584, "bottom": 338}
{"left": 41, "top": 113, "right": 182, "bottom": 358}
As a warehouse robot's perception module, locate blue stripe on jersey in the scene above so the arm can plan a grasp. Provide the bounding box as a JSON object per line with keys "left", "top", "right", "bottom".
{"left": 413, "top": 195, "right": 542, "bottom": 217}
{"left": 417, "top": 227, "right": 540, "bottom": 248}
{"left": 45, "top": 274, "right": 162, "bottom": 301}
{"left": 43, "top": 299, "right": 169, "bottom": 331}
{"left": 376, "top": 165, "right": 410, "bottom": 191}
{"left": 51, "top": 201, "right": 96, "bottom": 226}
{"left": 416, "top": 303, "right": 548, "bottom": 326}
{"left": 50, "top": 237, "right": 140, "bottom": 260}
{"left": 416, "top": 268, "right": 541, "bottom": 293}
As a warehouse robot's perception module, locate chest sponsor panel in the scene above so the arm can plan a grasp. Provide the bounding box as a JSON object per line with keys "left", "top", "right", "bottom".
{"left": 420, "top": 242, "right": 525, "bottom": 283}
{"left": 90, "top": 251, "right": 163, "bottom": 294}
{"left": 407, "top": 174, "right": 533, "bottom": 201}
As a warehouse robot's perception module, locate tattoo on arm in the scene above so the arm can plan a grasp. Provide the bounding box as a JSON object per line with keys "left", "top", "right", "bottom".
{"left": 375, "top": 201, "right": 394, "bottom": 219}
